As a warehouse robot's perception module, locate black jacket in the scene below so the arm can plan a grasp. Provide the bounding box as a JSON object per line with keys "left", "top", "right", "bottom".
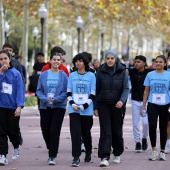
{"left": 95, "top": 62, "right": 129, "bottom": 109}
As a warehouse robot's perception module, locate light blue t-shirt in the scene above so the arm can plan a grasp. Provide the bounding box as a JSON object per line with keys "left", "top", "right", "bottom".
{"left": 47, "top": 70, "right": 59, "bottom": 107}
{"left": 67, "top": 71, "right": 96, "bottom": 116}
{"left": 144, "top": 71, "right": 170, "bottom": 105}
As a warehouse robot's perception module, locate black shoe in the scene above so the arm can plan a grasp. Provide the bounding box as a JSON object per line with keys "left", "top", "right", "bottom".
{"left": 142, "top": 138, "right": 148, "bottom": 151}
{"left": 135, "top": 142, "right": 142, "bottom": 152}
{"left": 72, "top": 157, "right": 80, "bottom": 167}
{"left": 19, "top": 132, "right": 23, "bottom": 145}
{"left": 84, "top": 154, "right": 92, "bottom": 163}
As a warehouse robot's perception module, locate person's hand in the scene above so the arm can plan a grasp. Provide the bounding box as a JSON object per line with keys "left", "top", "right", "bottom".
{"left": 15, "top": 107, "right": 22, "bottom": 117}
{"left": 0, "top": 65, "right": 8, "bottom": 74}
{"left": 142, "top": 105, "right": 146, "bottom": 111}
{"left": 115, "top": 101, "right": 123, "bottom": 108}
{"left": 72, "top": 104, "right": 80, "bottom": 111}
{"left": 94, "top": 110, "right": 99, "bottom": 117}
{"left": 48, "top": 98, "right": 54, "bottom": 103}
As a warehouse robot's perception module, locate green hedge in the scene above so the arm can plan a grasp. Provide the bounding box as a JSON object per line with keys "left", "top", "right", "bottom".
{"left": 25, "top": 96, "right": 37, "bottom": 106}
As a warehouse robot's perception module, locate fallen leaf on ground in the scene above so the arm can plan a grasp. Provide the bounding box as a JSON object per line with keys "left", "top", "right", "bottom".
{"left": 34, "top": 146, "right": 42, "bottom": 148}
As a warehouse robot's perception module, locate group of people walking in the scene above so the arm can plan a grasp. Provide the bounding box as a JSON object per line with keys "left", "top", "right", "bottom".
{"left": 0, "top": 44, "right": 170, "bottom": 167}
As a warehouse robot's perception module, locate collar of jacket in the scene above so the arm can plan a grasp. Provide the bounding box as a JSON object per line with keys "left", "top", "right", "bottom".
{"left": 100, "top": 62, "right": 125, "bottom": 74}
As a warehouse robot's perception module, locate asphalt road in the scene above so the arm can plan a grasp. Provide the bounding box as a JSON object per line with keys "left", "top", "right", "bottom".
{"left": 1, "top": 103, "right": 170, "bottom": 170}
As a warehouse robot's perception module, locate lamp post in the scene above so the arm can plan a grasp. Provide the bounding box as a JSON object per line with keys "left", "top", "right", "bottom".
{"left": 76, "top": 16, "right": 83, "bottom": 53}
{"left": 61, "top": 32, "right": 66, "bottom": 46}
{"left": 4, "top": 21, "right": 10, "bottom": 43}
{"left": 38, "top": 4, "right": 47, "bottom": 52}
{"left": 101, "top": 27, "right": 106, "bottom": 60}
{"left": 32, "top": 27, "right": 39, "bottom": 62}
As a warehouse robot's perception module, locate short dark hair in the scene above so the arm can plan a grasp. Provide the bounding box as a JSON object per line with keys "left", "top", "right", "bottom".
{"left": 72, "top": 53, "right": 90, "bottom": 71}
{"left": 0, "top": 50, "right": 12, "bottom": 67}
{"left": 15, "top": 55, "right": 23, "bottom": 60}
{"left": 167, "top": 51, "right": 170, "bottom": 59}
{"left": 50, "top": 46, "right": 66, "bottom": 55}
{"left": 82, "top": 52, "right": 92, "bottom": 63}
{"left": 2, "top": 43, "right": 13, "bottom": 50}
{"left": 36, "top": 52, "right": 44, "bottom": 57}
{"left": 135, "top": 55, "right": 146, "bottom": 62}
{"left": 50, "top": 52, "right": 62, "bottom": 60}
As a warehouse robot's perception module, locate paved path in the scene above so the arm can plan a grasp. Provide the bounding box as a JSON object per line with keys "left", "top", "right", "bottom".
{"left": 2, "top": 103, "right": 170, "bottom": 170}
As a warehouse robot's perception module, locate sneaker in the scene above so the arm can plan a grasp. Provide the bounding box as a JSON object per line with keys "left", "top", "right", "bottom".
{"left": 135, "top": 142, "right": 142, "bottom": 152}
{"left": 48, "top": 157, "right": 56, "bottom": 165}
{"left": 12, "top": 148, "right": 20, "bottom": 160}
{"left": 81, "top": 143, "right": 86, "bottom": 152}
{"left": 149, "top": 150, "right": 158, "bottom": 161}
{"left": 159, "top": 152, "right": 166, "bottom": 161}
{"left": 165, "top": 144, "right": 170, "bottom": 154}
{"left": 99, "top": 158, "right": 109, "bottom": 167}
{"left": 72, "top": 157, "right": 80, "bottom": 167}
{"left": 113, "top": 156, "right": 120, "bottom": 164}
{"left": 142, "top": 138, "right": 148, "bottom": 151}
{"left": 0, "top": 155, "right": 8, "bottom": 165}
{"left": 84, "top": 154, "right": 92, "bottom": 163}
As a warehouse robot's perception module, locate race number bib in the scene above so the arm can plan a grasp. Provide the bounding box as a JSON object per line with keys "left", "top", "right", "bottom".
{"left": 2, "top": 82, "right": 12, "bottom": 94}
{"left": 73, "top": 94, "right": 88, "bottom": 104}
{"left": 152, "top": 94, "right": 165, "bottom": 104}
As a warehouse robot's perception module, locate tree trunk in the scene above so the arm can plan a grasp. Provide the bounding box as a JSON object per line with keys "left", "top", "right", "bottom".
{"left": 22, "top": 0, "right": 29, "bottom": 69}
{"left": 0, "top": 0, "right": 5, "bottom": 47}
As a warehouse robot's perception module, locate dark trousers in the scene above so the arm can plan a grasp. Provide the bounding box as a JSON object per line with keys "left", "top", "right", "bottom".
{"left": 147, "top": 102, "right": 169, "bottom": 150}
{"left": 69, "top": 113, "right": 93, "bottom": 158}
{"left": 40, "top": 107, "right": 65, "bottom": 158}
{"left": 98, "top": 102, "right": 124, "bottom": 160}
{"left": 0, "top": 107, "right": 20, "bottom": 155}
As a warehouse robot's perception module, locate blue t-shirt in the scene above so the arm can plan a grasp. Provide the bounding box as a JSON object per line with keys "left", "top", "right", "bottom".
{"left": 144, "top": 71, "right": 170, "bottom": 105}
{"left": 67, "top": 71, "right": 96, "bottom": 116}
{"left": 47, "top": 70, "right": 59, "bottom": 107}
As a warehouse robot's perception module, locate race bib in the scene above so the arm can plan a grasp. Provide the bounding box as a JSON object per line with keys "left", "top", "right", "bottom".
{"left": 152, "top": 94, "right": 165, "bottom": 104}
{"left": 73, "top": 94, "right": 88, "bottom": 104}
{"left": 2, "top": 82, "right": 12, "bottom": 94}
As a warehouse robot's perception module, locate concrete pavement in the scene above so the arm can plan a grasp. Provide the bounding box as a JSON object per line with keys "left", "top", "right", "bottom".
{"left": 2, "top": 103, "right": 170, "bottom": 170}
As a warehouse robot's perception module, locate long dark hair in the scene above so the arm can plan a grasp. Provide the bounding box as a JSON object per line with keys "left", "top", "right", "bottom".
{"left": 72, "top": 53, "right": 90, "bottom": 71}
{"left": 0, "top": 50, "right": 13, "bottom": 67}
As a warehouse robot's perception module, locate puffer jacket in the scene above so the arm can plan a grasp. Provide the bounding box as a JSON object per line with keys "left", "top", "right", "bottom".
{"left": 95, "top": 62, "right": 129, "bottom": 109}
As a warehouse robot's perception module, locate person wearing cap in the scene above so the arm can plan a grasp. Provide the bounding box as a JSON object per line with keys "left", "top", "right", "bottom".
{"left": 126, "top": 55, "right": 153, "bottom": 152}
{"left": 94, "top": 50, "right": 129, "bottom": 167}
{"left": 41, "top": 46, "right": 69, "bottom": 77}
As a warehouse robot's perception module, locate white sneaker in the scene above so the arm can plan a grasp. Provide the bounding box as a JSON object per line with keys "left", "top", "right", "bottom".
{"left": 113, "top": 156, "right": 120, "bottom": 164}
{"left": 159, "top": 152, "right": 166, "bottom": 161}
{"left": 81, "top": 143, "right": 86, "bottom": 152}
{"left": 99, "top": 158, "right": 109, "bottom": 167}
{"left": 12, "top": 148, "right": 20, "bottom": 160}
{"left": 149, "top": 150, "right": 158, "bottom": 161}
{"left": 48, "top": 157, "right": 56, "bottom": 165}
{"left": 164, "top": 144, "right": 170, "bottom": 154}
{"left": 0, "top": 155, "right": 8, "bottom": 165}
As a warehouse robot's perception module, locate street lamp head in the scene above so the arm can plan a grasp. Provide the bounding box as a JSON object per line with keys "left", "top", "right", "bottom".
{"left": 32, "top": 27, "right": 39, "bottom": 37}
{"left": 76, "top": 16, "right": 83, "bottom": 29}
{"left": 61, "top": 32, "right": 67, "bottom": 41}
{"left": 38, "top": 4, "right": 48, "bottom": 19}
{"left": 4, "top": 21, "right": 10, "bottom": 32}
